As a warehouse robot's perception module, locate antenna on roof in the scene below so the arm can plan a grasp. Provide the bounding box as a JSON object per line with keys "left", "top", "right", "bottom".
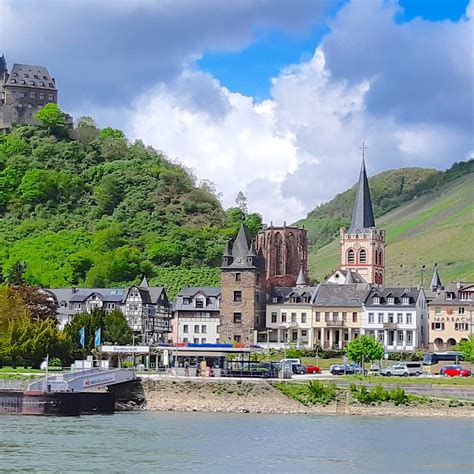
{"left": 359, "top": 141, "right": 368, "bottom": 160}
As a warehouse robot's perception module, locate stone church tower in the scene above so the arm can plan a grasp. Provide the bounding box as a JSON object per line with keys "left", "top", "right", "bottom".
{"left": 256, "top": 224, "right": 308, "bottom": 284}
{"left": 339, "top": 155, "right": 385, "bottom": 285}
{"left": 220, "top": 224, "right": 266, "bottom": 345}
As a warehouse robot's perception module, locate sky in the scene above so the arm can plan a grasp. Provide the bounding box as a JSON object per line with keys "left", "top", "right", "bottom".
{"left": 1, "top": 0, "right": 473, "bottom": 224}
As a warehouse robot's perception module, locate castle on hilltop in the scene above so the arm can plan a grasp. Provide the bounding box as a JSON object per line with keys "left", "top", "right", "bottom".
{"left": 0, "top": 55, "right": 58, "bottom": 131}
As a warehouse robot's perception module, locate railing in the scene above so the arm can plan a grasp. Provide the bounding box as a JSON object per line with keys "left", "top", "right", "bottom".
{"left": 383, "top": 322, "right": 398, "bottom": 330}
{"left": 325, "top": 319, "right": 346, "bottom": 327}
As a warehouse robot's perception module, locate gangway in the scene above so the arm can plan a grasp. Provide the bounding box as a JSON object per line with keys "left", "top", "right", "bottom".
{"left": 28, "top": 368, "right": 138, "bottom": 393}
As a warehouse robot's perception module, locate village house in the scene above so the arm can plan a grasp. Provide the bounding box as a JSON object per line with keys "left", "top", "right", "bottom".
{"left": 172, "top": 287, "right": 221, "bottom": 344}
{"left": 428, "top": 282, "right": 473, "bottom": 351}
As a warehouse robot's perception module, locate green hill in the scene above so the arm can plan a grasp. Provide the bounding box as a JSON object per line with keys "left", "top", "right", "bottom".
{"left": 306, "top": 163, "right": 474, "bottom": 285}
{"left": 0, "top": 107, "right": 261, "bottom": 298}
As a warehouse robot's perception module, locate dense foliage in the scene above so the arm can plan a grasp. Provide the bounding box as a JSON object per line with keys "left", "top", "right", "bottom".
{"left": 454, "top": 336, "right": 474, "bottom": 363}
{"left": 297, "top": 160, "right": 474, "bottom": 249}
{"left": 0, "top": 108, "right": 262, "bottom": 298}
{"left": 344, "top": 335, "right": 385, "bottom": 364}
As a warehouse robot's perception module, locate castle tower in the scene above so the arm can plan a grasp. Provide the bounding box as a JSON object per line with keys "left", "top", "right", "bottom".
{"left": 339, "top": 151, "right": 386, "bottom": 285}
{"left": 256, "top": 224, "right": 308, "bottom": 285}
{"left": 220, "top": 223, "right": 266, "bottom": 345}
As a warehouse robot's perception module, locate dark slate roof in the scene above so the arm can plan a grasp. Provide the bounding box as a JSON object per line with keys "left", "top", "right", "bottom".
{"left": 268, "top": 286, "right": 318, "bottom": 304}
{"left": 6, "top": 63, "right": 56, "bottom": 89}
{"left": 428, "top": 282, "right": 474, "bottom": 305}
{"left": 174, "top": 287, "right": 221, "bottom": 312}
{"left": 177, "top": 287, "right": 221, "bottom": 297}
{"left": 327, "top": 269, "right": 368, "bottom": 284}
{"left": 0, "top": 55, "right": 6, "bottom": 71}
{"left": 48, "top": 288, "right": 125, "bottom": 303}
{"left": 348, "top": 157, "right": 375, "bottom": 234}
{"left": 122, "top": 285, "right": 168, "bottom": 305}
{"left": 296, "top": 265, "right": 306, "bottom": 286}
{"left": 366, "top": 287, "right": 421, "bottom": 306}
{"left": 313, "top": 284, "right": 370, "bottom": 307}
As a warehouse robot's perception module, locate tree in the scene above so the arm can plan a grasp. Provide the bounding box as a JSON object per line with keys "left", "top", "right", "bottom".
{"left": 235, "top": 191, "right": 248, "bottom": 213}
{"left": 454, "top": 336, "right": 474, "bottom": 363}
{"left": 34, "top": 103, "right": 67, "bottom": 135}
{"left": 10, "top": 285, "right": 58, "bottom": 322}
{"left": 4, "top": 261, "right": 27, "bottom": 285}
{"left": 104, "top": 309, "right": 133, "bottom": 345}
{"left": 344, "top": 335, "right": 384, "bottom": 364}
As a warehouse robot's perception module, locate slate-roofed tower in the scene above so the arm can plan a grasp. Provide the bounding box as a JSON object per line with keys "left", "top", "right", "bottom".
{"left": 339, "top": 147, "right": 386, "bottom": 285}
{"left": 220, "top": 223, "right": 266, "bottom": 345}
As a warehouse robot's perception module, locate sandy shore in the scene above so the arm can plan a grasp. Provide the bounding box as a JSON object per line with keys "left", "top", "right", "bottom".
{"left": 141, "top": 378, "right": 474, "bottom": 418}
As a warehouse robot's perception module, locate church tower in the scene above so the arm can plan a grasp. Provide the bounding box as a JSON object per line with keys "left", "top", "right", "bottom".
{"left": 220, "top": 224, "right": 266, "bottom": 345}
{"left": 339, "top": 148, "right": 386, "bottom": 285}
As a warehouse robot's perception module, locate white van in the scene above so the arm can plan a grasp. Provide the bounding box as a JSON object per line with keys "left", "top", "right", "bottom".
{"left": 280, "top": 358, "right": 301, "bottom": 365}
{"left": 380, "top": 362, "right": 423, "bottom": 377}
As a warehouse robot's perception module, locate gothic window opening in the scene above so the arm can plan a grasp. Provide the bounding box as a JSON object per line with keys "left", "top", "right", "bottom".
{"left": 359, "top": 248, "right": 367, "bottom": 264}
{"left": 275, "top": 232, "right": 283, "bottom": 275}
{"left": 347, "top": 249, "right": 355, "bottom": 264}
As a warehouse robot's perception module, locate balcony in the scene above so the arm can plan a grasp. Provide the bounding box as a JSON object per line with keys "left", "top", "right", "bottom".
{"left": 325, "top": 319, "right": 346, "bottom": 327}
{"left": 383, "top": 322, "right": 398, "bottom": 330}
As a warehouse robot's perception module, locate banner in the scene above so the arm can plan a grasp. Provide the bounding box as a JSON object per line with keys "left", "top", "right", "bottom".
{"left": 95, "top": 327, "right": 102, "bottom": 347}
{"left": 79, "top": 327, "right": 85, "bottom": 349}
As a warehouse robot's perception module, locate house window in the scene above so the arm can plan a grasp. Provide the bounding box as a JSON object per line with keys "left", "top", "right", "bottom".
{"left": 455, "top": 323, "right": 468, "bottom": 331}
{"left": 194, "top": 325, "right": 200, "bottom": 333}
{"left": 193, "top": 338, "right": 199, "bottom": 344}
{"left": 315, "top": 312, "right": 320, "bottom": 322}
{"left": 201, "top": 325, "right": 207, "bottom": 334}
{"left": 402, "top": 297, "right": 409, "bottom": 305}
{"left": 378, "top": 313, "right": 383, "bottom": 324}
{"left": 359, "top": 248, "right": 367, "bottom": 263}
{"left": 397, "top": 313, "right": 403, "bottom": 323}
{"left": 435, "top": 307, "right": 441, "bottom": 315}
{"left": 406, "top": 313, "right": 412, "bottom": 324}
{"left": 373, "top": 296, "right": 380, "bottom": 304}
{"left": 397, "top": 332, "right": 404, "bottom": 344}
{"left": 281, "top": 313, "right": 287, "bottom": 322}
{"left": 235, "top": 273, "right": 241, "bottom": 281}
{"left": 302, "top": 330, "right": 307, "bottom": 337}
{"left": 388, "top": 313, "right": 394, "bottom": 323}
{"left": 333, "top": 311, "right": 338, "bottom": 319}
{"left": 233, "top": 291, "right": 242, "bottom": 302}
{"left": 301, "top": 313, "right": 307, "bottom": 324}
{"left": 325, "top": 312, "right": 330, "bottom": 318}
{"left": 183, "top": 337, "right": 188, "bottom": 343}
{"left": 195, "top": 299, "right": 204, "bottom": 308}
{"left": 183, "top": 325, "right": 188, "bottom": 333}
{"left": 368, "top": 312, "right": 374, "bottom": 323}
{"left": 347, "top": 249, "right": 355, "bottom": 264}
{"left": 233, "top": 313, "right": 242, "bottom": 324}
{"left": 459, "top": 307, "right": 465, "bottom": 315}
{"left": 387, "top": 297, "right": 395, "bottom": 305}
{"left": 73, "top": 303, "right": 82, "bottom": 310}
{"left": 431, "top": 322, "right": 445, "bottom": 331}
{"left": 234, "top": 335, "right": 241, "bottom": 343}
{"left": 107, "top": 303, "right": 115, "bottom": 310}
{"left": 291, "top": 313, "right": 296, "bottom": 322}
{"left": 407, "top": 331, "right": 413, "bottom": 344}
{"left": 271, "top": 312, "right": 277, "bottom": 323}
{"left": 342, "top": 312, "right": 347, "bottom": 321}
{"left": 201, "top": 338, "right": 207, "bottom": 344}
{"left": 352, "top": 312, "right": 358, "bottom": 323}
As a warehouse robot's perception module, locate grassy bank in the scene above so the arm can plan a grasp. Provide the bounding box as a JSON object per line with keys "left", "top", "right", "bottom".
{"left": 332, "top": 375, "right": 474, "bottom": 386}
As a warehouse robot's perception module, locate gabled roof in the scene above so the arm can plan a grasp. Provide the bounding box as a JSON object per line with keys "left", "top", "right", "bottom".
{"left": 313, "top": 284, "right": 370, "bottom": 307}
{"left": 5, "top": 63, "right": 56, "bottom": 89}
{"left": 174, "top": 287, "right": 221, "bottom": 311}
{"left": 366, "top": 288, "right": 420, "bottom": 306}
{"left": 428, "top": 282, "right": 474, "bottom": 305}
{"left": 348, "top": 157, "right": 375, "bottom": 234}
{"left": 48, "top": 288, "right": 125, "bottom": 303}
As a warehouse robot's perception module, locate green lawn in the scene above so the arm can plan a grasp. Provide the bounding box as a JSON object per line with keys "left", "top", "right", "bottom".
{"left": 0, "top": 367, "right": 44, "bottom": 374}
{"left": 334, "top": 375, "right": 474, "bottom": 386}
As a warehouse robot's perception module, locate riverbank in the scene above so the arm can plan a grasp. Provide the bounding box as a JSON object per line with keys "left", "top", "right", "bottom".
{"left": 141, "top": 378, "right": 474, "bottom": 418}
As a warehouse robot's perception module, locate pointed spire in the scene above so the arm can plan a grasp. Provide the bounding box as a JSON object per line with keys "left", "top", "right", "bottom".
{"left": 247, "top": 240, "right": 257, "bottom": 258}
{"left": 349, "top": 148, "right": 375, "bottom": 234}
{"left": 296, "top": 263, "right": 306, "bottom": 287}
{"left": 0, "top": 54, "right": 6, "bottom": 72}
{"left": 223, "top": 241, "right": 232, "bottom": 257}
{"left": 430, "top": 264, "right": 442, "bottom": 292}
{"left": 140, "top": 275, "right": 149, "bottom": 287}
{"left": 345, "top": 270, "right": 355, "bottom": 284}
{"left": 231, "top": 223, "right": 251, "bottom": 260}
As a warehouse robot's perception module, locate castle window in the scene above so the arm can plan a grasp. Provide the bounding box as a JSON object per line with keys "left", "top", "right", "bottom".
{"left": 43, "top": 76, "right": 48, "bottom": 80}
{"left": 359, "top": 248, "right": 367, "bottom": 264}
{"left": 40, "top": 82, "right": 45, "bottom": 87}
{"left": 10, "top": 79, "right": 16, "bottom": 83}
{"left": 233, "top": 313, "right": 242, "bottom": 324}
{"left": 48, "top": 93, "right": 54, "bottom": 100}
{"left": 233, "top": 291, "right": 242, "bottom": 302}
{"left": 48, "top": 83, "right": 54, "bottom": 88}
{"left": 30, "top": 81, "right": 35, "bottom": 86}
{"left": 235, "top": 273, "right": 241, "bottom": 282}
{"left": 13, "top": 72, "right": 18, "bottom": 77}
{"left": 21, "top": 80, "right": 26, "bottom": 84}
{"left": 30, "top": 92, "right": 35, "bottom": 98}
{"left": 34, "top": 75, "right": 39, "bottom": 79}
{"left": 347, "top": 249, "right": 355, "bottom": 264}
{"left": 23, "top": 73, "right": 28, "bottom": 78}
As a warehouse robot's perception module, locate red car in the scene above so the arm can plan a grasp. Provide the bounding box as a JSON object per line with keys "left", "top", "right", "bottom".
{"left": 440, "top": 365, "right": 471, "bottom": 377}
{"left": 305, "top": 365, "right": 321, "bottom": 374}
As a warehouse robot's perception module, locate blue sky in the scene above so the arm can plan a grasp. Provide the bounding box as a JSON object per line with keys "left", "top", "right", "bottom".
{"left": 1, "top": 0, "right": 472, "bottom": 222}
{"left": 198, "top": 0, "right": 470, "bottom": 99}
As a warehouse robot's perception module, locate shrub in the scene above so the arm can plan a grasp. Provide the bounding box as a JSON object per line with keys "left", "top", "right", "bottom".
{"left": 305, "top": 381, "right": 337, "bottom": 405}
{"left": 350, "top": 384, "right": 409, "bottom": 405}
{"left": 390, "top": 387, "right": 408, "bottom": 406}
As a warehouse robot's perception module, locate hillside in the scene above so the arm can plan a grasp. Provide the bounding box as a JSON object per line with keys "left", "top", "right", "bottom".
{"left": 0, "top": 106, "right": 261, "bottom": 298}
{"left": 308, "top": 168, "right": 474, "bottom": 285}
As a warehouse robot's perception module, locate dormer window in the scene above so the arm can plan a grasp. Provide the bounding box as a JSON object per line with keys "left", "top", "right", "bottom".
{"left": 195, "top": 299, "right": 204, "bottom": 308}
{"left": 402, "top": 297, "right": 409, "bottom": 305}
{"left": 446, "top": 292, "right": 453, "bottom": 300}
{"left": 10, "top": 79, "right": 16, "bottom": 83}
{"left": 373, "top": 296, "right": 380, "bottom": 304}
{"left": 387, "top": 297, "right": 395, "bottom": 305}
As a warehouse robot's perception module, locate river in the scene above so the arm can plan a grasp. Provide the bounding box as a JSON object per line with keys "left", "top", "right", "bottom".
{"left": 0, "top": 412, "right": 473, "bottom": 472}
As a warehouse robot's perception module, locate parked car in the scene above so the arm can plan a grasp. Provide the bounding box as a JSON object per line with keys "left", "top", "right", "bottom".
{"left": 440, "top": 365, "right": 472, "bottom": 377}
{"left": 304, "top": 365, "right": 321, "bottom": 374}
{"left": 291, "top": 363, "right": 307, "bottom": 375}
{"left": 380, "top": 362, "right": 423, "bottom": 377}
{"left": 280, "top": 358, "right": 301, "bottom": 365}
{"left": 330, "top": 364, "right": 362, "bottom": 375}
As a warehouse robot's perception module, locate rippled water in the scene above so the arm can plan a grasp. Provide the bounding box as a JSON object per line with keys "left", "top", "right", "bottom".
{"left": 0, "top": 412, "right": 473, "bottom": 473}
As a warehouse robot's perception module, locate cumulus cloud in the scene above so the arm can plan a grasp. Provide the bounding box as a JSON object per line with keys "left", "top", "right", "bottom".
{"left": 128, "top": 0, "right": 473, "bottom": 223}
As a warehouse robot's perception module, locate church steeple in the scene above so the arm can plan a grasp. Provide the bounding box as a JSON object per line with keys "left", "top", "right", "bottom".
{"left": 349, "top": 146, "right": 375, "bottom": 234}
{"left": 296, "top": 263, "right": 306, "bottom": 287}
{"left": 430, "top": 264, "right": 442, "bottom": 292}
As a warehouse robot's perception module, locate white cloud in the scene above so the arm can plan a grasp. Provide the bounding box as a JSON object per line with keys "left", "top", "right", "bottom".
{"left": 126, "top": 0, "right": 473, "bottom": 224}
